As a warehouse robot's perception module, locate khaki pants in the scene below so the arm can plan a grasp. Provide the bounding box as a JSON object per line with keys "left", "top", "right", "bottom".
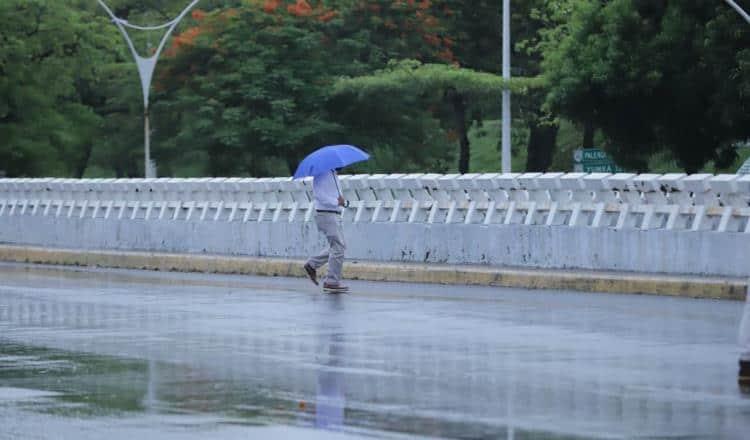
{"left": 307, "top": 212, "right": 346, "bottom": 284}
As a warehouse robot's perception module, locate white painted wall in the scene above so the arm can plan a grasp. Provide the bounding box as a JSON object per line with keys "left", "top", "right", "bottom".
{"left": 1, "top": 174, "right": 749, "bottom": 277}
{"left": 0, "top": 215, "right": 747, "bottom": 277}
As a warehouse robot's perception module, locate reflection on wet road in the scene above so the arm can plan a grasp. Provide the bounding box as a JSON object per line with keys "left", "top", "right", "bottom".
{"left": 0, "top": 262, "right": 748, "bottom": 439}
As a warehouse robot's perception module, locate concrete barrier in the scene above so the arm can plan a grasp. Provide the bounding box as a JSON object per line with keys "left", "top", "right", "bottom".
{"left": 0, "top": 174, "right": 748, "bottom": 282}
{"left": 0, "top": 215, "right": 748, "bottom": 277}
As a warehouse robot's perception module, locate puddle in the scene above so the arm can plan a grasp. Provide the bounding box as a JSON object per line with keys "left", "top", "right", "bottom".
{"left": 0, "top": 341, "right": 597, "bottom": 439}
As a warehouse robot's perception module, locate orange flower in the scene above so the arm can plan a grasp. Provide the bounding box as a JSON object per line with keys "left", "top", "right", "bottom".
{"left": 422, "top": 15, "right": 438, "bottom": 27}
{"left": 191, "top": 9, "right": 206, "bottom": 20}
{"left": 423, "top": 33, "right": 441, "bottom": 46}
{"left": 263, "top": 0, "right": 281, "bottom": 13}
{"left": 165, "top": 25, "right": 204, "bottom": 56}
{"left": 288, "top": 0, "right": 313, "bottom": 16}
{"left": 438, "top": 48, "right": 455, "bottom": 62}
{"left": 318, "top": 10, "right": 338, "bottom": 22}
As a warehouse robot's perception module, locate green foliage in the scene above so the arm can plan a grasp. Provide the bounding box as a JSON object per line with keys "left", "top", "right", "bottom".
{"left": 151, "top": 1, "right": 468, "bottom": 176}
{"left": 153, "top": 6, "right": 340, "bottom": 175}
{"left": 334, "top": 60, "right": 544, "bottom": 102}
{"left": 332, "top": 60, "right": 543, "bottom": 172}
{"left": 1, "top": 0, "right": 748, "bottom": 177}
{"left": 542, "top": 0, "right": 750, "bottom": 173}
{"left": 467, "top": 120, "right": 529, "bottom": 173}
{"left": 0, "top": 0, "right": 117, "bottom": 177}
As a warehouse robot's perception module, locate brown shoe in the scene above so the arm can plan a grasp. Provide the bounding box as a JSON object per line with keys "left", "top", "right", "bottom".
{"left": 740, "top": 360, "right": 750, "bottom": 394}
{"left": 323, "top": 282, "right": 349, "bottom": 293}
{"left": 303, "top": 264, "right": 318, "bottom": 286}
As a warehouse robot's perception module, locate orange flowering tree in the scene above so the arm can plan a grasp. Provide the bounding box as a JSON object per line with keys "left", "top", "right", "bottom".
{"left": 151, "top": 0, "right": 460, "bottom": 175}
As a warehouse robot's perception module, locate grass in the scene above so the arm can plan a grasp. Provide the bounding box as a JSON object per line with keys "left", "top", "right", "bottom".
{"left": 467, "top": 118, "right": 750, "bottom": 174}
{"left": 466, "top": 119, "right": 528, "bottom": 173}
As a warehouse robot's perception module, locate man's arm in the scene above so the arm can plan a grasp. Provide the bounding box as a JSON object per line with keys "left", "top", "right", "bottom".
{"left": 333, "top": 172, "right": 348, "bottom": 207}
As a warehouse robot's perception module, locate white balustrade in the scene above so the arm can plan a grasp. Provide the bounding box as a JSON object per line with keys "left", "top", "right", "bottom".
{"left": 1, "top": 173, "right": 749, "bottom": 232}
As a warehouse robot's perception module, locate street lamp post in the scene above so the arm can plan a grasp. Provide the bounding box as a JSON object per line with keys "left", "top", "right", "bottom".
{"left": 501, "top": 0, "right": 511, "bottom": 173}
{"left": 96, "top": 0, "right": 201, "bottom": 178}
{"left": 725, "top": 0, "right": 750, "bottom": 24}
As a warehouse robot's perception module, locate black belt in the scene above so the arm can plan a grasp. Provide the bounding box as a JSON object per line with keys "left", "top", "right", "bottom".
{"left": 316, "top": 210, "right": 342, "bottom": 214}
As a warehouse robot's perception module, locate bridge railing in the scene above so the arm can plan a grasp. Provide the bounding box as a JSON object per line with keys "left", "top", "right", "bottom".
{"left": 1, "top": 173, "right": 750, "bottom": 232}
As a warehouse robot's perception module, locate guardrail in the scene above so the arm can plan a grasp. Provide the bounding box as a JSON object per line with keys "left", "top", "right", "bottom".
{"left": 1, "top": 173, "right": 749, "bottom": 232}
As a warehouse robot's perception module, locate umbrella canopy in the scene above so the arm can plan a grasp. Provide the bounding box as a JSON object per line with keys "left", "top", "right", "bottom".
{"left": 293, "top": 144, "right": 370, "bottom": 179}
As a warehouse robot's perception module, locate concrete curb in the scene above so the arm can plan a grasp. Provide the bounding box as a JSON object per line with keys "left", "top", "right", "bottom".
{"left": 0, "top": 245, "right": 745, "bottom": 300}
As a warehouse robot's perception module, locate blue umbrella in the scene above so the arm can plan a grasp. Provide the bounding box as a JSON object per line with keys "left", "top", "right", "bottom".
{"left": 293, "top": 144, "right": 370, "bottom": 179}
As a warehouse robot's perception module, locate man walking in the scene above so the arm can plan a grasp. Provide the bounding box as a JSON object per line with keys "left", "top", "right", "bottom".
{"left": 304, "top": 169, "right": 349, "bottom": 293}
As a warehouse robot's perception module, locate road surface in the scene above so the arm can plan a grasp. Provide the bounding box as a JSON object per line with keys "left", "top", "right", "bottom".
{"left": 0, "top": 262, "right": 747, "bottom": 439}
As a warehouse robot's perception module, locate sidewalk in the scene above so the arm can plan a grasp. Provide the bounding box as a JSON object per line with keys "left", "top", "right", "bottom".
{"left": 0, "top": 244, "right": 744, "bottom": 300}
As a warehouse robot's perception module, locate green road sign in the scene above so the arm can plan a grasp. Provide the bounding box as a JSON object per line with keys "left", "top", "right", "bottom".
{"left": 573, "top": 148, "right": 624, "bottom": 173}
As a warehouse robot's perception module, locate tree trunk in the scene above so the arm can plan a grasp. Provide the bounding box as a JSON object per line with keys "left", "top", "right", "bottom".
{"left": 582, "top": 119, "right": 595, "bottom": 149}
{"left": 447, "top": 88, "right": 470, "bottom": 174}
{"left": 285, "top": 154, "right": 299, "bottom": 176}
{"left": 74, "top": 143, "right": 93, "bottom": 178}
{"left": 525, "top": 119, "right": 558, "bottom": 172}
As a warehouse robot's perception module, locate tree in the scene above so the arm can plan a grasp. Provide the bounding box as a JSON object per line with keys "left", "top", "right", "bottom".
{"left": 154, "top": 4, "right": 344, "bottom": 176}
{"left": 0, "top": 1, "right": 117, "bottom": 177}
{"left": 333, "top": 60, "right": 543, "bottom": 173}
{"left": 84, "top": 0, "right": 234, "bottom": 177}
{"left": 401, "top": 0, "right": 565, "bottom": 172}
{"left": 543, "top": 0, "right": 750, "bottom": 172}
{"left": 153, "top": 0, "right": 467, "bottom": 176}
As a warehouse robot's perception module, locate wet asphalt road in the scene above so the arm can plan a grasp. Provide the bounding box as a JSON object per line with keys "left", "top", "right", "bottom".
{"left": 0, "top": 262, "right": 748, "bottom": 439}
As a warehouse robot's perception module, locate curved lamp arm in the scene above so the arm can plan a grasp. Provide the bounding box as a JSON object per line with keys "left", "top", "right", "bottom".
{"left": 725, "top": 0, "right": 750, "bottom": 25}
{"left": 96, "top": 0, "right": 202, "bottom": 109}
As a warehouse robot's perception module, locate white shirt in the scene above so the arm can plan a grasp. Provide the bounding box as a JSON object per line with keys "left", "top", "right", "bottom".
{"left": 313, "top": 171, "right": 342, "bottom": 212}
